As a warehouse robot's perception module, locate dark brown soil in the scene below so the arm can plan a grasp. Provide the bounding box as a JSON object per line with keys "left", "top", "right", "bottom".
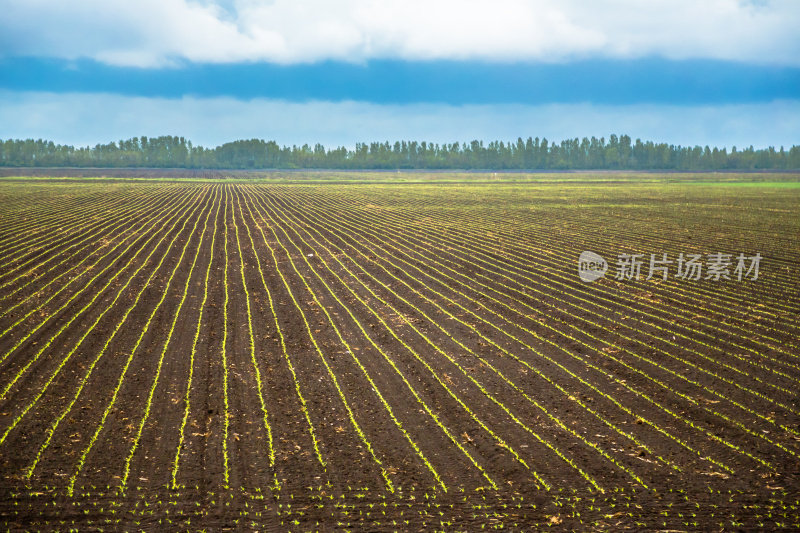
{"left": 0, "top": 178, "right": 798, "bottom": 530}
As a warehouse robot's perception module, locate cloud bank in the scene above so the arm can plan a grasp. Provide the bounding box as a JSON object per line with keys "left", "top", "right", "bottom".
{"left": 1, "top": 0, "right": 798, "bottom": 67}
{"left": 4, "top": 57, "right": 796, "bottom": 105}
{"left": 1, "top": 91, "right": 797, "bottom": 149}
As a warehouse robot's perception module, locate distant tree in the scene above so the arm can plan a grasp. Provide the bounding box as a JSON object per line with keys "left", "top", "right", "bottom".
{"left": 0, "top": 135, "right": 796, "bottom": 170}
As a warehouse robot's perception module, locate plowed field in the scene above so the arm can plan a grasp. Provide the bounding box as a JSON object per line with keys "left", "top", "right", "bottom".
{"left": 0, "top": 177, "right": 798, "bottom": 530}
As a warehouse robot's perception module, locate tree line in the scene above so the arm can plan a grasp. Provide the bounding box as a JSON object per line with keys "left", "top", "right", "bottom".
{"left": 1, "top": 135, "right": 797, "bottom": 170}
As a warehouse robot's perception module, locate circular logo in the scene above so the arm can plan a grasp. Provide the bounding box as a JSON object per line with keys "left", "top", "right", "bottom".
{"left": 578, "top": 251, "right": 608, "bottom": 282}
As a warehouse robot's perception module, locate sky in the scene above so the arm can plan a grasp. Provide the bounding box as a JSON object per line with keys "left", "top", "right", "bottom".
{"left": 1, "top": 0, "right": 799, "bottom": 149}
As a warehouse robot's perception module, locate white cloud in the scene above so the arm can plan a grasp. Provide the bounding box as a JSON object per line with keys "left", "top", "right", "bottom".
{"left": 0, "top": 0, "right": 798, "bottom": 66}
{"left": 1, "top": 90, "right": 797, "bottom": 149}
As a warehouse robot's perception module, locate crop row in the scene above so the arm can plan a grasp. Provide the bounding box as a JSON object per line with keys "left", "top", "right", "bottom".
{"left": 0, "top": 181, "right": 795, "bottom": 499}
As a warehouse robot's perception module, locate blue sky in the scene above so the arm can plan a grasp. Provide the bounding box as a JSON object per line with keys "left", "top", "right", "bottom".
{"left": 1, "top": 0, "right": 798, "bottom": 148}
